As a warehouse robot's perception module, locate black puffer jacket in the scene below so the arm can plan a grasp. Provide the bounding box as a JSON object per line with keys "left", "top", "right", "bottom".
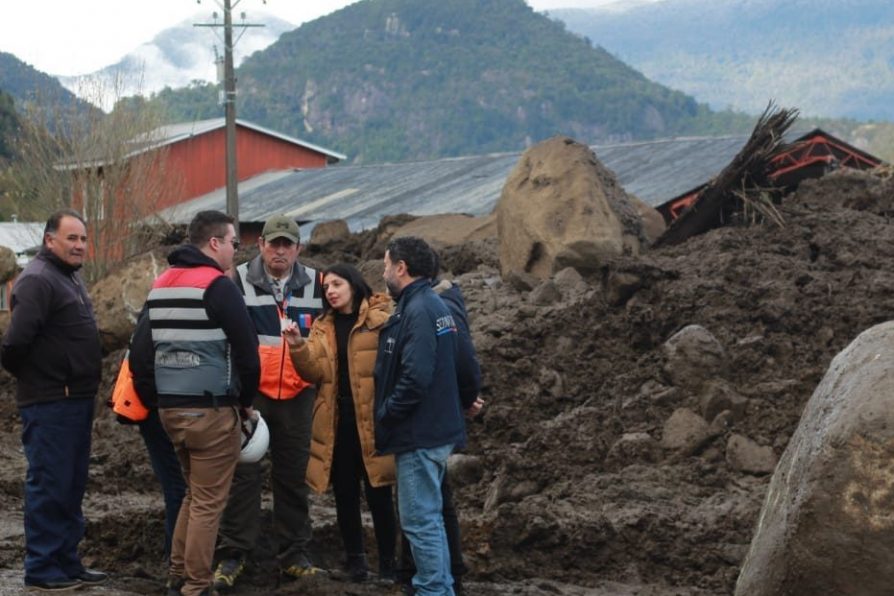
{"left": 1, "top": 247, "right": 102, "bottom": 407}
{"left": 432, "top": 279, "right": 482, "bottom": 409}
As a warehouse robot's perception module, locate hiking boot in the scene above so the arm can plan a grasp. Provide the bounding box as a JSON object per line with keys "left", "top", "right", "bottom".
{"left": 24, "top": 577, "right": 82, "bottom": 592}
{"left": 282, "top": 553, "right": 324, "bottom": 579}
{"left": 165, "top": 574, "right": 183, "bottom": 596}
{"left": 345, "top": 553, "right": 368, "bottom": 583}
{"left": 378, "top": 556, "right": 396, "bottom": 583}
{"left": 212, "top": 557, "right": 245, "bottom": 590}
{"left": 74, "top": 568, "right": 108, "bottom": 585}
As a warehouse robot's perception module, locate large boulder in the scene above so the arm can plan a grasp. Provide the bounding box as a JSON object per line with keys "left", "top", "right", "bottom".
{"left": 736, "top": 321, "right": 894, "bottom": 596}
{"left": 308, "top": 219, "right": 351, "bottom": 248}
{"left": 0, "top": 246, "right": 17, "bottom": 284}
{"left": 92, "top": 251, "right": 169, "bottom": 352}
{"left": 496, "top": 136, "right": 644, "bottom": 279}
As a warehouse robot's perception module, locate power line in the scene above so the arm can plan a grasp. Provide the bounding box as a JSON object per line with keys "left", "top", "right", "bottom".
{"left": 194, "top": 0, "right": 265, "bottom": 234}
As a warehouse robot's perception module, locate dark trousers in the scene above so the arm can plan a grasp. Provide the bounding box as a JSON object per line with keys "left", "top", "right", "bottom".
{"left": 331, "top": 405, "right": 396, "bottom": 563}
{"left": 138, "top": 409, "right": 186, "bottom": 560}
{"left": 20, "top": 397, "right": 94, "bottom": 584}
{"left": 398, "top": 474, "right": 467, "bottom": 582}
{"left": 217, "top": 389, "right": 314, "bottom": 567}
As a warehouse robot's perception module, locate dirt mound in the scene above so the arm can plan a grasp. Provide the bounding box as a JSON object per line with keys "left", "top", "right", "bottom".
{"left": 0, "top": 170, "right": 891, "bottom": 594}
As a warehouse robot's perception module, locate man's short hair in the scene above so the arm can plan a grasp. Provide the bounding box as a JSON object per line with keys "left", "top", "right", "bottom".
{"left": 188, "top": 210, "right": 235, "bottom": 246}
{"left": 386, "top": 236, "right": 435, "bottom": 278}
{"left": 44, "top": 209, "right": 86, "bottom": 240}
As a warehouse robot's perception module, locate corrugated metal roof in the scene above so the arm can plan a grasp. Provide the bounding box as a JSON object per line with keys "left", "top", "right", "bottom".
{"left": 158, "top": 131, "right": 814, "bottom": 230}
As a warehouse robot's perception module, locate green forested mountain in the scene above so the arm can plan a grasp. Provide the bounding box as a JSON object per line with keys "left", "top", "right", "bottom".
{"left": 0, "top": 91, "right": 19, "bottom": 161}
{"left": 146, "top": 0, "right": 753, "bottom": 163}
{"left": 0, "top": 52, "right": 99, "bottom": 129}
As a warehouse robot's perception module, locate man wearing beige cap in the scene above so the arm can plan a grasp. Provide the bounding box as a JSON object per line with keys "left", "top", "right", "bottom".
{"left": 214, "top": 215, "right": 324, "bottom": 588}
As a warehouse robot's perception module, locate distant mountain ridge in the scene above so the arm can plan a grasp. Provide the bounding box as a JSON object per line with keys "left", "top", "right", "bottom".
{"left": 140, "top": 0, "right": 749, "bottom": 163}
{"left": 58, "top": 12, "right": 295, "bottom": 111}
{"left": 0, "top": 51, "right": 99, "bottom": 126}
{"left": 551, "top": 0, "right": 894, "bottom": 121}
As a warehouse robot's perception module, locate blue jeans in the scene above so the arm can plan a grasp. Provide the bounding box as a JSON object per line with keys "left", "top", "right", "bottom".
{"left": 139, "top": 409, "right": 186, "bottom": 560}
{"left": 397, "top": 444, "right": 454, "bottom": 596}
{"left": 20, "top": 398, "right": 94, "bottom": 584}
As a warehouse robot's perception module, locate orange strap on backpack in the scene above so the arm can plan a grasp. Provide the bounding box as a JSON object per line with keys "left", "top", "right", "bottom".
{"left": 109, "top": 353, "right": 149, "bottom": 423}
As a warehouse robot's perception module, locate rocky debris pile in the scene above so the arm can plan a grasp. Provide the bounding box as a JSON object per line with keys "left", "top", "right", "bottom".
{"left": 452, "top": 166, "right": 894, "bottom": 593}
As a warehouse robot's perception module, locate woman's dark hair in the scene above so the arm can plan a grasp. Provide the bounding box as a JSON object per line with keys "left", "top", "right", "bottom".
{"left": 321, "top": 263, "right": 372, "bottom": 315}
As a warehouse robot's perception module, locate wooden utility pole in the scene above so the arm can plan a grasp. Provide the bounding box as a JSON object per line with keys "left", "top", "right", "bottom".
{"left": 195, "top": 1, "right": 264, "bottom": 234}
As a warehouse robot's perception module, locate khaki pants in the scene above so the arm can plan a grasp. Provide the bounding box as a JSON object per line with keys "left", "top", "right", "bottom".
{"left": 161, "top": 407, "right": 240, "bottom": 596}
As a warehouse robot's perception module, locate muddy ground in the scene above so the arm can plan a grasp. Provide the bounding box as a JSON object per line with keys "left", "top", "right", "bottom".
{"left": 0, "top": 168, "right": 891, "bottom": 595}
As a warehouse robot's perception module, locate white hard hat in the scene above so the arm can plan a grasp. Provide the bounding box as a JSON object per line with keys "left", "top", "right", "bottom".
{"left": 239, "top": 411, "right": 269, "bottom": 463}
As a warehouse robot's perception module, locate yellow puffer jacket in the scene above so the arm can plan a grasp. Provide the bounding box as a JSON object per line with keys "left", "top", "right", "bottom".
{"left": 289, "top": 293, "right": 395, "bottom": 493}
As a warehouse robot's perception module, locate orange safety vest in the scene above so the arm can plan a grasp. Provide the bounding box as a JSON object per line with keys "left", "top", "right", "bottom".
{"left": 108, "top": 352, "right": 149, "bottom": 422}
{"left": 236, "top": 261, "right": 323, "bottom": 399}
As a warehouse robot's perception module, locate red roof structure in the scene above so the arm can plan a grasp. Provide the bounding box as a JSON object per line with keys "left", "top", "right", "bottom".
{"left": 659, "top": 129, "right": 883, "bottom": 222}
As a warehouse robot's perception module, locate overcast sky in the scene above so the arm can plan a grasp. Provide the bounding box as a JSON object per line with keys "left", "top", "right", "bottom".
{"left": 0, "top": 0, "right": 660, "bottom": 76}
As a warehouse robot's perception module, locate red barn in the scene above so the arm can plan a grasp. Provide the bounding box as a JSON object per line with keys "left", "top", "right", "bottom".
{"left": 60, "top": 118, "right": 344, "bottom": 266}
{"left": 130, "top": 118, "right": 345, "bottom": 211}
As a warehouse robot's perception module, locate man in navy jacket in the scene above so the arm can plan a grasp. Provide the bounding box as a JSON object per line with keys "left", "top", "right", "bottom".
{"left": 375, "top": 236, "right": 465, "bottom": 596}
{"left": 397, "top": 248, "right": 484, "bottom": 595}
{"left": 1, "top": 209, "right": 108, "bottom": 592}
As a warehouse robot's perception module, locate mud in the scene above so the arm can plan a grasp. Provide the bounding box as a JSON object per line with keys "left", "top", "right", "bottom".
{"left": 0, "top": 168, "right": 891, "bottom": 595}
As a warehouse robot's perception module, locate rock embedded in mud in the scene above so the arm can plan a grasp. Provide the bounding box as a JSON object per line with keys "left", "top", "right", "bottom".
{"left": 447, "top": 454, "right": 483, "bottom": 487}
{"left": 662, "top": 325, "right": 727, "bottom": 391}
{"left": 736, "top": 321, "right": 894, "bottom": 596}
{"left": 606, "top": 432, "right": 660, "bottom": 467}
{"left": 660, "top": 408, "right": 712, "bottom": 456}
{"left": 553, "top": 266, "right": 590, "bottom": 301}
{"left": 528, "top": 280, "right": 562, "bottom": 306}
{"left": 624, "top": 380, "right": 679, "bottom": 409}
{"left": 505, "top": 269, "right": 539, "bottom": 292}
{"left": 604, "top": 271, "right": 642, "bottom": 306}
{"left": 700, "top": 380, "right": 749, "bottom": 422}
{"left": 725, "top": 434, "right": 777, "bottom": 475}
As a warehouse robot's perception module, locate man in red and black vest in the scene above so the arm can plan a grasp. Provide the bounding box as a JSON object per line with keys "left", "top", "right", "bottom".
{"left": 131, "top": 210, "right": 260, "bottom": 596}
{"left": 213, "top": 214, "right": 324, "bottom": 589}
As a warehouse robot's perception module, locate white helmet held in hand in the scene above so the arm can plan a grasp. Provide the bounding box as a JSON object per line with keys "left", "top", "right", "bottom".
{"left": 239, "top": 411, "right": 269, "bottom": 463}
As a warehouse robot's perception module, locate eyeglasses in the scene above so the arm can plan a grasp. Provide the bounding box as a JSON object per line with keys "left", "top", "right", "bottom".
{"left": 214, "top": 236, "right": 241, "bottom": 250}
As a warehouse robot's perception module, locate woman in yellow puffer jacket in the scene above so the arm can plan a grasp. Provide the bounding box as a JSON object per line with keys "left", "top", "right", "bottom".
{"left": 283, "top": 263, "right": 395, "bottom": 583}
